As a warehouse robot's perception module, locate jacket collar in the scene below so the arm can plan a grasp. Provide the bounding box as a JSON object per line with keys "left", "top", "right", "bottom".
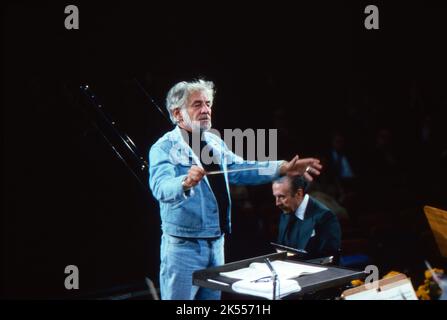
{"left": 169, "top": 126, "right": 225, "bottom": 190}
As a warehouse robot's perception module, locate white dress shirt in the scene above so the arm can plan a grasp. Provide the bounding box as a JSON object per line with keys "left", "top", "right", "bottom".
{"left": 294, "top": 194, "right": 315, "bottom": 237}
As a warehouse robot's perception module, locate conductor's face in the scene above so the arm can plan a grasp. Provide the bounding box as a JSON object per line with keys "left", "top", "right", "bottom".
{"left": 272, "top": 182, "right": 304, "bottom": 214}
{"left": 175, "top": 90, "right": 212, "bottom": 132}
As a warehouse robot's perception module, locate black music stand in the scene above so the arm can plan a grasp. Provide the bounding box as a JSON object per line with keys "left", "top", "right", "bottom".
{"left": 193, "top": 252, "right": 366, "bottom": 299}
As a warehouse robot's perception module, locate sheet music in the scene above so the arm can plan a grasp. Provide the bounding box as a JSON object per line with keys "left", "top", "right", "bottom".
{"left": 231, "top": 278, "right": 301, "bottom": 300}
{"left": 343, "top": 278, "right": 418, "bottom": 300}
{"left": 220, "top": 260, "right": 326, "bottom": 281}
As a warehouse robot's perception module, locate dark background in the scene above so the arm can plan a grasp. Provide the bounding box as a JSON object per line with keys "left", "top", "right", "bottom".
{"left": 3, "top": 1, "right": 446, "bottom": 298}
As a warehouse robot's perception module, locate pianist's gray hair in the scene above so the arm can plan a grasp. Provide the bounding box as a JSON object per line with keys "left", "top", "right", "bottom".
{"left": 165, "top": 79, "right": 215, "bottom": 125}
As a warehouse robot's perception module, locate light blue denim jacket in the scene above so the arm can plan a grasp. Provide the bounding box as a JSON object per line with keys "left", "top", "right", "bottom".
{"left": 149, "top": 126, "right": 283, "bottom": 238}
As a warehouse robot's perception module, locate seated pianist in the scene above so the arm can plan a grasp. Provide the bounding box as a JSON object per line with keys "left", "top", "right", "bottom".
{"left": 271, "top": 175, "right": 342, "bottom": 264}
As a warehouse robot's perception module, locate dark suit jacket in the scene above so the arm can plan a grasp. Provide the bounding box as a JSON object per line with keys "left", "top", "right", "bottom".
{"left": 277, "top": 196, "right": 341, "bottom": 260}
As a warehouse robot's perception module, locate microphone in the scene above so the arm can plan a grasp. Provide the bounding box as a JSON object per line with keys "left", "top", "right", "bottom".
{"left": 264, "top": 258, "right": 277, "bottom": 278}
{"left": 264, "top": 258, "right": 278, "bottom": 300}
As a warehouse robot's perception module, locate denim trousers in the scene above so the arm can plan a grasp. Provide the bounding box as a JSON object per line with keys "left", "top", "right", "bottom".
{"left": 160, "top": 233, "right": 225, "bottom": 300}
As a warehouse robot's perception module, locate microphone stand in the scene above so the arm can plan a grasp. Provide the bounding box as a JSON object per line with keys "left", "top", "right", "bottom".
{"left": 133, "top": 78, "right": 172, "bottom": 124}
{"left": 264, "top": 258, "right": 278, "bottom": 300}
{"left": 79, "top": 84, "right": 149, "bottom": 192}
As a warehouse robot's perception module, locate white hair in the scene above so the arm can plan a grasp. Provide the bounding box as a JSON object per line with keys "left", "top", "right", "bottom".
{"left": 165, "top": 79, "right": 215, "bottom": 125}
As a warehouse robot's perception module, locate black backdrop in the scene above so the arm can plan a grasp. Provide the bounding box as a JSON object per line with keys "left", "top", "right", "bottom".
{"left": 3, "top": 1, "right": 446, "bottom": 298}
